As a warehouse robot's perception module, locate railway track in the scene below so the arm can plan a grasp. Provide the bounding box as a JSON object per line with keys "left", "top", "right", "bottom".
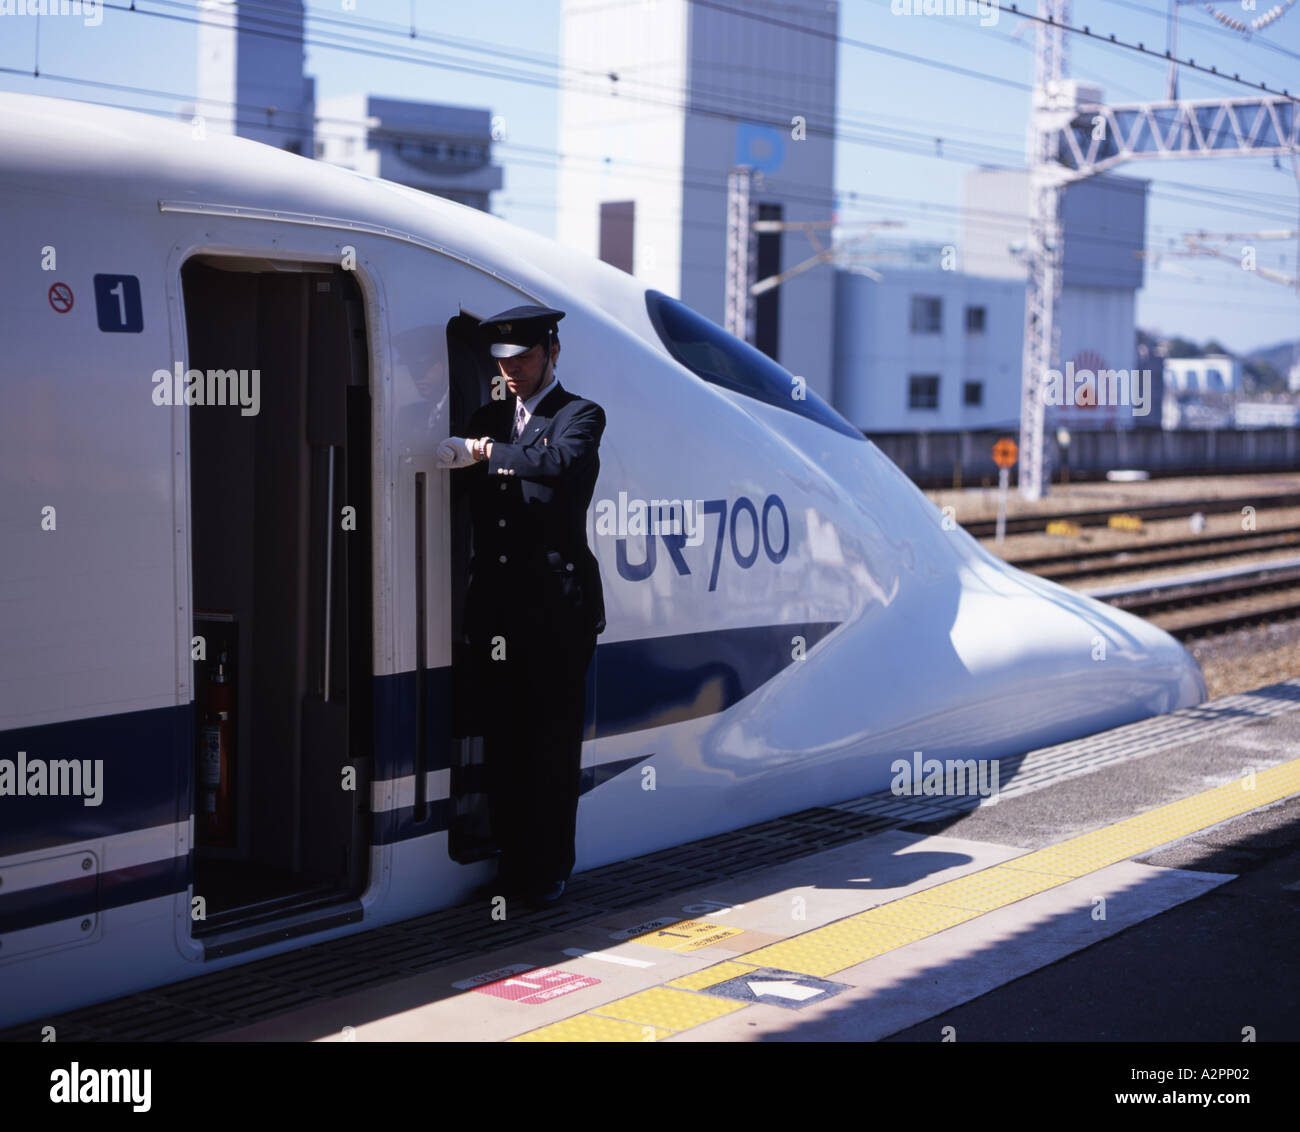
{"left": 1084, "top": 560, "right": 1300, "bottom": 641}
{"left": 961, "top": 491, "right": 1300, "bottom": 539}
{"left": 1004, "top": 526, "right": 1300, "bottom": 583}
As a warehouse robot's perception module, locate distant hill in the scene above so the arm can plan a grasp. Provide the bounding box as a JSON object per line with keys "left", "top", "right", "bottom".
{"left": 1137, "top": 333, "right": 1298, "bottom": 368}
{"left": 1137, "top": 332, "right": 1299, "bottom": 393}
{"left": 1247, "top": 340, "right": 1300, "bottom": 372}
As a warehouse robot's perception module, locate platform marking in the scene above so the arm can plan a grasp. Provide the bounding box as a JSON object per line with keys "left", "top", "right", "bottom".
{"left": 509, "top": 758, "right": 1300, "bottom": 1041}
{"left": 705, "top": 969, "right": 850, "bottom": 1010}
{"left": 470, "top": 968, "right": 600, "bottom": 1004}
{"left": 560, "top": 948, "right": 656, "bottom": 968}
{"left": 617, "top": 918, "right": 745, "bottom": 952}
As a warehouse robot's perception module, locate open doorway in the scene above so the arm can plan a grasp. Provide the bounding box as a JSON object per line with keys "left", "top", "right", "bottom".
{"left": 183, "top": 256, "right": 372, "bottom": 939}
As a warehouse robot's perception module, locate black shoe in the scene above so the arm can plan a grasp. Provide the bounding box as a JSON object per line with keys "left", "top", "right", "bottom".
{"left": 527, "top": 879, "right": 565, "bottom": 907}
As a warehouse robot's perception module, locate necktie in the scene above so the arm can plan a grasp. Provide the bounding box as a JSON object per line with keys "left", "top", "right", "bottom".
{"left": 511, "top": 397, "right": 525, "bottom": 442}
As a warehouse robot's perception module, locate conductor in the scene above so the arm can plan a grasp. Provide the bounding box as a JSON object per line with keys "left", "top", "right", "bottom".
{"left": 436, "top": 305, "right": 606, "bottom": 906}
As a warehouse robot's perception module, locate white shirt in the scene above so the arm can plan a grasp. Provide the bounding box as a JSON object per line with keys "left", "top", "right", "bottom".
{"left": 513, "top": 374, "right": 559, "bottom": 440}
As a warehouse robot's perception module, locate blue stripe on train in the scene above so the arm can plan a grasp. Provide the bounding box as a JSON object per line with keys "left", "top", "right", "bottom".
{"left": 0, "top": 703, "right": 194, "bottom": 858}
{"left": 1, "top": 621, "right": 839, "bottom": 918}
{"left": 0, "top": 854, "right": 190, "bottom": 935}
{"left": 373, "top": 620, "right": 840, "bottom": 783}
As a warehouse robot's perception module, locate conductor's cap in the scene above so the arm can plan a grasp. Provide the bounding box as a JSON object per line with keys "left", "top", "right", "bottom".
{"left": 479, "top": 304, "right": 566, "bottom": 358}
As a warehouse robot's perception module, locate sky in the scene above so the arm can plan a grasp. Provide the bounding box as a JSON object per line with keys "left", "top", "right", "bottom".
{"left": 3, "top": 0, "right": 1299, "bottom": 355}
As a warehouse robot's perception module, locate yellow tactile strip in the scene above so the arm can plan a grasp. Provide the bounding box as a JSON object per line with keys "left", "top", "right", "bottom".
{"left": 744, "top": 920, "right": 927, "bottom": 978}
{"left": 509, "top": 759, "right": 1300, "bottom": 1041}
{"left": 511, "top": 1015, "right": 673, "bottom": 1043}
{"left": 511, "top": 986, "right": 745, "bottom": 1042}
{"left": 854, "top": 899, "right": 981, "bottom": 935}
{"left": 666, "top": 960, "right": 760, "bottom": 991}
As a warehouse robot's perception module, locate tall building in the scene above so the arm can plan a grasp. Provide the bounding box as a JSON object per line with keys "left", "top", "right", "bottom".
{"left": 316, "top": 95, "right": 503, "bottom": 210}
{"left": 196, "top": 0, "right": 316, "bottom": 155}
{"left": 557, "top": 0, "right": 839, "bottom": 402}
{"left": 194, "top": 4, "right": 501, "bottom": 210}
{"left": 962, "top": 169, "right": 1150, "bottom": 430}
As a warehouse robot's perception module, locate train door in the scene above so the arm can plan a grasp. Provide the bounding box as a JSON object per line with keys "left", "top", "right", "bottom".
{"left": 182, "top": 256, "right": 372, "bottom": 941}
{"left": 445, "top": 312, "right": 498, "bottom": 862}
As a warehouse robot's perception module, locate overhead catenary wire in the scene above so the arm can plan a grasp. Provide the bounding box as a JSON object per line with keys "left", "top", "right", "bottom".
{"left": 16, "top": 0, "right": 1292, "bottom": 189}
{"left": 691, "top": 0, "right": 1298, "bottom": 100}
{"left": 5, "top": 56, "right": 1299, "bottom": 248}
{"left": 68, "top": 0, "right": 1027, "bottom": 166}
{"left": 5, "top": 16, "right": 1294, "bottom": 228}
{"left": 4, "top": 2, "right": 1296, "bottom": 324}
{"left": 8, "top": 60, "right": 1297, "bottom": 250}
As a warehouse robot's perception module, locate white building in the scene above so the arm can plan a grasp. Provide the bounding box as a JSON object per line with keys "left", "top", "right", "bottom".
{"left": 556, "top": 0, "right": 839, "bottom": 402}
{"left": 316, "top": 95, "right": 503, "bottom": 210}
{"left": 1234, "top": 401, "right": 1300, "bottom": 428}
{"left": 831, "top": 168, "right": 1149, "bottom": 434}
{"left": 1163, "top": 355, "right": 1237, "bottom": 394}
{"left": 196, "top": 0, "right": 315, "bottom": 155}
{"left": 833, "top": 245, "right": 1025, "bottom": 431}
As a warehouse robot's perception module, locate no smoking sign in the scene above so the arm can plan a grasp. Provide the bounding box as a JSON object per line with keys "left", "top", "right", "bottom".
{"left": 48, "top": 282, "right": 74, "bottom": 313}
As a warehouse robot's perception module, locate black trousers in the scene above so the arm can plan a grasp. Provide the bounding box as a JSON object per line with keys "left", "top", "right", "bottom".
{"left": 471, "top": 605, "right": 597, "bottom": 889}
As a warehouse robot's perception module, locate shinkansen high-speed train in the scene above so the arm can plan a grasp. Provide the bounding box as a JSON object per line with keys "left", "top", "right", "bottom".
{"left": 0, "top": 92, "right": 1205, "bottom": 1028}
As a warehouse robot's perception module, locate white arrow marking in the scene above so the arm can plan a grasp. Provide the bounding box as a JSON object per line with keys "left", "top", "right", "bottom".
{"left": 561, "top": 948, "right": 655, "bottom": 968}
{"left": 748, "top": 980, "right": 823, "bottom": 1002}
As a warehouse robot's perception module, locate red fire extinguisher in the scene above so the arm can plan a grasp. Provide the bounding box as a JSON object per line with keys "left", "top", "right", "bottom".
{"left": 197, "top": 643, "right": 236, "bottom": 846}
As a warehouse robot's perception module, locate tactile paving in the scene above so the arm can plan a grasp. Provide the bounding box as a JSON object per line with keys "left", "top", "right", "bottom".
{"left": 667, "top": 960, "right": 761, "bottom": 991}
{"left": 910, "top": 865, "right": 1066, "bottom": 911}
{"left": 852, "top": 900, "right": 981, "bottom": 935}
{"left": 509, "top": 1015, "right": 671, "bottom": 1042}
{"left": 588, "top": 986, "right": 747, "bottom": 1031}
{"left": 742, "top": 919, "right": 926, "bottom": 978}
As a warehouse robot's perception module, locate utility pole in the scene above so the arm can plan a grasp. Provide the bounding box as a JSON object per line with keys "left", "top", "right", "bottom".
{"left": 1018, "top": 0, "right": 1072, "bottom": 501}
{"left": 724, "top": 165, "right": 758, "bottom": 342}
{"left": 1015, "top": 0, "right": 1299, "bottom": 499}
{"left": 724, "top": 164, "right": 901, "bottom": 342}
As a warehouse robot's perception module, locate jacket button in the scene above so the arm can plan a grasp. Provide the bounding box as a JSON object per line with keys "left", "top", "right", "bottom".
{"left": 498, "top": 519, "right": 506, "bottom": 527}
{"left": 500, "top": 482, "right": 508, "bottom": 490}
{"left": 565, "top": 562, "right": 574, "bottom": 571}
{"left": 499, "top": 554, "right": 508, "bottom": 564}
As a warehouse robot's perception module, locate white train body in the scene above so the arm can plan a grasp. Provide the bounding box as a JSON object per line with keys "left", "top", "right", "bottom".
{"left": 0, "top": 93, "right": 1204, "bottom": 1027}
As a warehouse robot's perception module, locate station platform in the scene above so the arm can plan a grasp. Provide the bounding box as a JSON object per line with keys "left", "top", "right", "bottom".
{"left": 217, "top": 678, "right": 1300, "bottom": 1043}
{"left": 9, "top": 678, "right": 1299, "bottom": 1043}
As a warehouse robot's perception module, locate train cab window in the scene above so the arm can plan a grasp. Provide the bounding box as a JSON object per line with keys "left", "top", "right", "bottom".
{"left": 644, "top": 289, "right": 864, "bottom": 440}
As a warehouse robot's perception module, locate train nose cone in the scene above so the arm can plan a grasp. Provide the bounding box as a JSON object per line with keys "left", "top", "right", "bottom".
{"left": 949, "top": 559, "right": 1208, "bottom": 735}
{"left": 707, "top": 546, "right": 1207, "bottom": 794}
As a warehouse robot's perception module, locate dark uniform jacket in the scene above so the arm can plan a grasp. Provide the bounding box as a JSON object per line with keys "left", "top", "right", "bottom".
{"left": 463, "top": 382, "right": 607, "bottom": 641}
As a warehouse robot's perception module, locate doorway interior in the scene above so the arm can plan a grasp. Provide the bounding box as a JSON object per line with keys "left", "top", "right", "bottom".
{"left": 183, "top": 256, "right": 373, "bottom": 939}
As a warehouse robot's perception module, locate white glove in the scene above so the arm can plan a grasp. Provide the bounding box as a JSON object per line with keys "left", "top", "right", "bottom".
{"left": 436, "top": 437, "right": 477, "bottom": 469}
